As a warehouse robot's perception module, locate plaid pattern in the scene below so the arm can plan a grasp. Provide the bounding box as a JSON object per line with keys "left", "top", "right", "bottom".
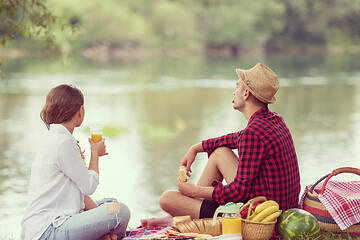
{"left": 202, "top": 106, "right": 300, "bottom": 211}
{"left": 124, "top": 227, "right": 171, "bottom": 239}
{"left": 300, "top": 181, "right": 360, "bottom": 230}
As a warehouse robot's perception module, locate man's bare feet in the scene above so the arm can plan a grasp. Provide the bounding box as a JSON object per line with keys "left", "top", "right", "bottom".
{"left": 140, "top": 215, "right": 173, "bottom": 228}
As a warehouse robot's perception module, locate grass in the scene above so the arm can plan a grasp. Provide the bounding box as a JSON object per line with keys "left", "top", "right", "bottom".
{"left": 319, "top": 231, "right": 360, "bottom": 240}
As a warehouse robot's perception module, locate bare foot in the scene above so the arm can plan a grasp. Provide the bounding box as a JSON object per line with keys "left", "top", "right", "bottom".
{"left": 140, "top": 215, "right": 173, "bottom": 228}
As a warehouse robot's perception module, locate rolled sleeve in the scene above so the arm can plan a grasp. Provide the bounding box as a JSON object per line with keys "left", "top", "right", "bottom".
{"left": 202, "top": 132, "right": 240, "bottom": 156}
{"left": 57, "top": 138, "right": 99, "bottom": 195}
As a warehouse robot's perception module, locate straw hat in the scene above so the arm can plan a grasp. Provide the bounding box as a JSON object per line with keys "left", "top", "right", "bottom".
{"left": 236, "top": 63, "right": 279, "bottom": 104}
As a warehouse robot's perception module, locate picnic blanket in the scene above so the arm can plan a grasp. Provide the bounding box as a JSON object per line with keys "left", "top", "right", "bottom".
{"left": 124, "top": 227, "right": 172, "bottom": 239}
{"left": 124, "top": 226, "right": 213, "bottom": 239}
{"left": 299, "top": 180, "right": 360, "bottom": 230}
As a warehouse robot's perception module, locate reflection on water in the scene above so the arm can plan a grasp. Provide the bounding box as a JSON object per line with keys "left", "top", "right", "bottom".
{"left": 0, "top": 52, "right": 360, "bottom": 237}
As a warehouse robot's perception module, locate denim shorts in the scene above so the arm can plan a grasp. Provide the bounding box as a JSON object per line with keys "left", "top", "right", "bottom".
{"left": 39, "top": 198, "right": 130, "bottom": 240}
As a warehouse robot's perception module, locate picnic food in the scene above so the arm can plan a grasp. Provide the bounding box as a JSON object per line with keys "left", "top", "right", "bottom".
{"left": 173, "top": 218, "right": 222, "bottom": 236}
{"left": 248, "top": 200, "right": 280, "bottom": 222}
{"left": 173, "top": 215, "right": 191, "bottom": 225}
{"left": 142, "top": 229, "right": 213, "bottom": 239}
{"left": 179, "top": 166, "right": 187, "bottom": 182}
{"left": 240, "top": 197, "right": 280, "bottom": 240}
{"left": 261, "top": 210, "right": 282, "bottom": 223}
{"left": 240, "top": 202, "right": 260, "bottom": 218}
{"left": 278, "top": 208, "right": 320, "bottom": 240}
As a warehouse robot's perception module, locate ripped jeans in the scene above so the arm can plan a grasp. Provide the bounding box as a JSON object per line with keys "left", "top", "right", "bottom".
{"left": 39, "top": 198, "right": 130, "bottom": 240}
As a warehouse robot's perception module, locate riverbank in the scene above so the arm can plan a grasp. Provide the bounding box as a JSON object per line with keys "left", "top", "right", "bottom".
{"left": 1, "top": 44, "right": 360, "bottom": 62}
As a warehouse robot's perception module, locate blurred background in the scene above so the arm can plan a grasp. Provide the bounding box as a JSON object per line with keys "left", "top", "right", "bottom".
{"left": 1, "top": 0, "right": 360, "bottom": 238}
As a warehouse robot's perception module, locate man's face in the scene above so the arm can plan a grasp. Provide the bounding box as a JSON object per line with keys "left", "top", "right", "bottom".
{"left": 232, "top": 79, "right": 246, "bottom": 111}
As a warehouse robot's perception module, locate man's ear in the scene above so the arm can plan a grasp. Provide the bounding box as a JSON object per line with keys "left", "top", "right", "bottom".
{"left": 243, "top": 88, "right": 251, "bottom": 100}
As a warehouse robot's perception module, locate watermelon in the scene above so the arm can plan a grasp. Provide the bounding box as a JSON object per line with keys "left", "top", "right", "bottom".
{"left": 278, "top": 208, "right": 320, "bottom": 240}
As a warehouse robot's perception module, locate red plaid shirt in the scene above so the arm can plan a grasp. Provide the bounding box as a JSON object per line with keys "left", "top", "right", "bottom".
{"left": 202, "top": 106, "right": 300, "bottom": 211}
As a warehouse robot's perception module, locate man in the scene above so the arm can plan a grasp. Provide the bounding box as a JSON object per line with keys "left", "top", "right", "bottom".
{"left": 141, "top": 63, "right": 300, "bottom": 227}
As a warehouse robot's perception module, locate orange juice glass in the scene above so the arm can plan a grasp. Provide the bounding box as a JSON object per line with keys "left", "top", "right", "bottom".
{"left": 90, "top": 126, "right": 103, "bottom": 143}
{"left": 222, "top": 217, "right": 242, "bottom": 234}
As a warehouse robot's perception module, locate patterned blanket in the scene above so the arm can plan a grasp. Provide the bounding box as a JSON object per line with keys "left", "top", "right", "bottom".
{"left": 300, "top": 180, "right": 360, "bottom": 230}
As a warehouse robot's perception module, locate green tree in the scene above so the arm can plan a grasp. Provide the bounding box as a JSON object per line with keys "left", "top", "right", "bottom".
{"left": 197, "top": 0, "right": 284, "bottom": 56}
{"left": 0, "top": 0, "right": 76, "bottom": 50}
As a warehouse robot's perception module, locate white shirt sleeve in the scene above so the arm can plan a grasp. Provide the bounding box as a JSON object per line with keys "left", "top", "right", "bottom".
{"left": 57, "top": 138, "right": 99, "bottom": 195}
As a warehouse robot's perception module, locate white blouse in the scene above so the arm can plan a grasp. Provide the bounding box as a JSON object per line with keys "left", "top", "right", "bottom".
{"left": 21, "top": 124, "right": 99, "bottom": 240}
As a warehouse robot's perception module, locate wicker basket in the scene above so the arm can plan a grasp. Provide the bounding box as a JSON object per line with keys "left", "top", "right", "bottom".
{"left": 303, "top": 167, "right": 360, "bottom": 235}
{"left": 173, "top": 217, "right": 222, "bottom": 236}
{"left": 241, "top": 219, "right": 276, "bottom": 240}
{"left": 240, "top": 196, "right": 276, "bottom": 240}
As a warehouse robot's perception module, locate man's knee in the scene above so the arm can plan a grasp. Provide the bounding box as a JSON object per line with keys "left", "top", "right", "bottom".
{"left": 107, "top": 201, "right": 119, "bottom": 214}
{"left": 212, "top": 147, "right": 233, "bottom": 155}
{"left": 210, "top": 147, "right": 234, "bottom": 162}
{"left": 159, "top": 190, "right": 177, "bottom": 211}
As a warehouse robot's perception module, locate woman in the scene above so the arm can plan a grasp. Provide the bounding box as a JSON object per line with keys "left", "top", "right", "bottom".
{"left": 21, "top": 84, "right": 130, "bottom": 240}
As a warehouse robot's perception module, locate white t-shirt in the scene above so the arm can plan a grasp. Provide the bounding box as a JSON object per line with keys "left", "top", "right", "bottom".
{"left": 21, "top": 124, "right": 99, "bottom": 240}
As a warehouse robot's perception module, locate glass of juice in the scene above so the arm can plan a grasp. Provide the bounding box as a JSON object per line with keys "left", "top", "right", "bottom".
{"left": 90, "top": 126, "right": 103, "bottom": 143}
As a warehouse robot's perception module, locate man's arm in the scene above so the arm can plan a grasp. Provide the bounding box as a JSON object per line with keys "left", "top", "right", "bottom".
{"left": 202, "top": 132, "right": 240, "bottom": 156}
{"left": 212, "top": 131, "right": 265, "bottom": 205}
{"left": 177, "top": 179, "right": 214, "bottom": 200}
{"left": 180, "top": 143, "right": 205, "bottom": 176}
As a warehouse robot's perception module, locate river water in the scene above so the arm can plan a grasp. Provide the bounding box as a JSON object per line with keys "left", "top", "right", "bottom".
{"left": 1, "top": 52, "right": 360, "bottom": 238}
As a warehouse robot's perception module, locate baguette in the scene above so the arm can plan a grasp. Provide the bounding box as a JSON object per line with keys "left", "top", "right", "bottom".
{"left": 173, "top": 215, "right": 191, "bottom": 225}
{"left": 179, "top": 166, "right": 187, "bottom": 182}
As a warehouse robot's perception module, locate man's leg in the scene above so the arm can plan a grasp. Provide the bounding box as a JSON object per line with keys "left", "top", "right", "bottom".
{"left": 141, "top": 190, "right": 203, "bottom": 228}
{"left": 141, "top": 147, "right": 238, "bottom": 227}
{"left": 159, "top": 147, "right": 238, "bottom": 217}
{"left": 196, "top": 147, "right": 238, "bottom": 187}
{"left": 160, "top": 190, "right": 203, "bottom": 219}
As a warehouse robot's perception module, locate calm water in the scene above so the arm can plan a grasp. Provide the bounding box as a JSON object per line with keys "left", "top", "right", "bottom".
{"left": 1, "top": 52, "right": 360, "bottom": 238}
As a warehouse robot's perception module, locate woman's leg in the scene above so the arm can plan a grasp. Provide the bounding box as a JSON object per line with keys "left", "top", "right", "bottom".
{"left": 47, "top": 201, "right": 130, "bottom": 240}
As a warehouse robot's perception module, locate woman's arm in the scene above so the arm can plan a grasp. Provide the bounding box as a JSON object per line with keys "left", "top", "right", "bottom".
{"left": 57, "top": 139, "right": 100, "bottom": 195}
{"left": 88, "top": 138, "right": 108, "bottom": 175}
{"left": 84, "top": 195, "right": 98, "bottom": 211}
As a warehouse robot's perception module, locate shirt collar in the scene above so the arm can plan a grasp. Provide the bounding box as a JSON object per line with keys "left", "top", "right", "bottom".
{"left": 247, "top": 106, "right": 269, "bottom": 125}
{"left": 49, "top": 124, "right": 75, "bottom": 139}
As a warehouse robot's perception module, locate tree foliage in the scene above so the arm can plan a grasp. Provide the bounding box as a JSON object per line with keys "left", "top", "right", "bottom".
{"left": 1, "top": 0, "right": 360, "bottom": 54}
{"left": 0, "top": 0, "right": 77, "bottom": 50}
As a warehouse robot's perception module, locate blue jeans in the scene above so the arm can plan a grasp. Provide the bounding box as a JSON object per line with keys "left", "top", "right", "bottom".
{"left": 39, "top": 198, "right": 130, "bottom": 240}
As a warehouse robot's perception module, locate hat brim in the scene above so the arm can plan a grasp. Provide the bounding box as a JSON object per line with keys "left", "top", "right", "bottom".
{"left": 235, "top": 69, "right": 276, "bottom": 104}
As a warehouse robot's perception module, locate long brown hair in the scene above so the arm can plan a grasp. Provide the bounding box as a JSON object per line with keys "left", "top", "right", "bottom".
{"left": 40, "top": 84, "right": 85, "bottom": 159}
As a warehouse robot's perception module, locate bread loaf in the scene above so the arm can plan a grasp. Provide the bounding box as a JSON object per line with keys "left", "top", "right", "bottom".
{"left": 179, "top": 166, "right": 187, "bottom": 182}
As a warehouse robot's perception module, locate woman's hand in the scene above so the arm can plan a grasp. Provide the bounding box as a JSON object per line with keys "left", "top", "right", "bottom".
{"left": 89, "top": 138, "right": 108, "bottom": 157}
{"left": 98, "top": 233, "right": 117, "bottom": 240}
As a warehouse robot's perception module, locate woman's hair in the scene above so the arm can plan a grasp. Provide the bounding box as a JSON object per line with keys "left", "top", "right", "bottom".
{"left": 40, "top": 84, "right": 84, "bottom": 129}
{"left": 40, "top": 84, "right": 85, "bottom": 160}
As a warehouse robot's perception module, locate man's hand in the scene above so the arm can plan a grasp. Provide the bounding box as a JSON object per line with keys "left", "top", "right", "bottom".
{"left": 177, "top": 178, "right": 198, "bottom": 198}
{"left": 177, "top": 179, "right": 215, "bottom": 200}
{"left": 179, "top": 143, "right": 204, "bottom": 177}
